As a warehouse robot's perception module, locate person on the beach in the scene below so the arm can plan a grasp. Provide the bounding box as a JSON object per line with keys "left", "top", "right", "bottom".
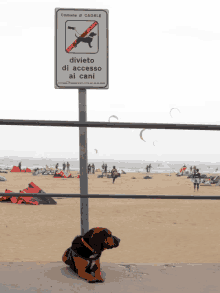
{"left": 111, "top": 166, "right": 118, "bottom": 184}
{"left": 105, "top": 164, "right": 107, "bottom": 173}
{"left": 193, "top": 169, "right": 201, "bottom": 191}
{"left": 92, "top": 163, "right": 95, "bottom": 174}
{"left": 55, "top": 163, "right": 59, "bottom": 170}
{"left": 146, "top": 165, "right": 149, "bottom": 173}
{"left": 18, "top": 162, "right": 21, "bottom": 170}
{"left": 67, "top": 162, "right": 70, "bottom": 172}
{"left": 88, "top": 164, "right": 91, "bottom": 174}
{"left": 63, "top": 162, "right": 66, "bottom": 171}
{"left": 193, "top": 166, "right": 197, "bottom": 173}
{"left": 91, "top": 164, "right": 93, "bottom": 174}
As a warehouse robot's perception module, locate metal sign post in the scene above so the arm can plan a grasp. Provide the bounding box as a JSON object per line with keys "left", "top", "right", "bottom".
{"left": 55, "top": 8, "right": 109, "bottom": 235}
{"left": 79, "top": 88, "right": 88, "bottom": 235}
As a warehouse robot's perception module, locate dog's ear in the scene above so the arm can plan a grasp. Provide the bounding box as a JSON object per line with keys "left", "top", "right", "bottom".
{"left": 103, "top": 228, "right": 110, "bottom": 235}
{"left": 83, "top": 228, "right": 95, "bottom": 240}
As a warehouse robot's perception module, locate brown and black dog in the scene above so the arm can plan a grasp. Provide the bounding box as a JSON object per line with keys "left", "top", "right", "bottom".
{"left": 62, "top": 227, "right": 120, "bottom": 283}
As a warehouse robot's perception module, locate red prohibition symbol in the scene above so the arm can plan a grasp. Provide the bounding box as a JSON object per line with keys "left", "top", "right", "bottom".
{"left": 66, "top": 21, "right": 98, "bottom": 53}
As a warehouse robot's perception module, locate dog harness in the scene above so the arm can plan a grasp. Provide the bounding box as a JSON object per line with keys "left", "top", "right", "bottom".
{"left": 65, "top": 237, "right": 100, "bottom": 268}
{"left": 81, "top": 238, "right": 96, "bottom": 253}
{"left": 65, "top": 238, "right": 100, "bottom": 272}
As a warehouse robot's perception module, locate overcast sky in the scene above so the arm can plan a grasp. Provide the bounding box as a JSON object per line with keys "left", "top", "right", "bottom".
{"left": 0, "top": 0, "right": 220, "bottom": 163}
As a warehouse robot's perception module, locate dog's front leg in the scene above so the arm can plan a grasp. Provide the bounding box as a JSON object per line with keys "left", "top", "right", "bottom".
{"left": 93, "top": 259, "right": 104, "bottom": 282}
{"left": 74, "top": 257, "right": 100, "bottom": 283}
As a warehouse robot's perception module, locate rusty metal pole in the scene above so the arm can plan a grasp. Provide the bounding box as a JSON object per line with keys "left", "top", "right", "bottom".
{"left": 79, "top": 88, "right": 89, "bottom": 235}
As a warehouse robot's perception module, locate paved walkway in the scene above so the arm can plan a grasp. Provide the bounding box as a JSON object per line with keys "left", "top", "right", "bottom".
{"left": 0, "top": 261, "right": 220, "bottom": 292}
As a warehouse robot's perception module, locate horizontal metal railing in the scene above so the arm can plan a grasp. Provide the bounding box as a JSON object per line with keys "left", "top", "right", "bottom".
{"left": 0, "top": 119, "right": 220, "bottom": 131}
{"left": 0, "top": 193, "right": 220, "bottom": 200}
{"left": 1, "top": 117, "right": 220, "bottom": 201}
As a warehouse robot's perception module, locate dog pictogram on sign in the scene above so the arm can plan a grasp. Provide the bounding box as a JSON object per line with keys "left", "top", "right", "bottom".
{"left": 65, "top": 21, "right": 98, "bottom": 54}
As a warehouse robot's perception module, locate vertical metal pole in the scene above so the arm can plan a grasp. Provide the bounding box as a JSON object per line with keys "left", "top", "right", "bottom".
{"left": 79, "top": 88, "right": 89, "bottom": 235}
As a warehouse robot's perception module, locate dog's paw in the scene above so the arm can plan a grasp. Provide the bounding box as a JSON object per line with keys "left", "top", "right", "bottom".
{"left": 88, "top": 280, "right": 97, "bottom": 283}
{"left": 96, "top": 278, "right": 104, "bottom": 283}
{"left": 88, "top": 278, "right": 104, "bottom": 283}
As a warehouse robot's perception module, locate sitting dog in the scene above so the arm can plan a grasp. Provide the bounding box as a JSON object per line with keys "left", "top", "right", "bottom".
{"left": 74, "top": 32, "right": 97, "bottom": 48}
{"left": 62, "top": 227, "right": 120, "bottom": 283}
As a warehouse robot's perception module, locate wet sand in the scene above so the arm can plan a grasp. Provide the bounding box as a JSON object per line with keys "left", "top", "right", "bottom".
{"left": 0, "top": 170, "right": 220, "bottom": 263}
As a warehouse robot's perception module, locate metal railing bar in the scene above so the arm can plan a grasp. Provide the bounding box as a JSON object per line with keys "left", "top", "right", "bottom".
{"left": 0, "top": 119, "right": 220, "bottom": 131}
{"left": 1, "top": 193, "right": 220, "bottom": 199}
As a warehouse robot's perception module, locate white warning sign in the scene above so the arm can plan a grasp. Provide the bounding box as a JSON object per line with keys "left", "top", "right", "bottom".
{"left": 55, "top": 8, "right": 109, "bottom": 89}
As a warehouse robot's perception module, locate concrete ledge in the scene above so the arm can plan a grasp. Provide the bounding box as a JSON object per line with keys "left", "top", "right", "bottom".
{"left": 0, "top": 261, "right": 220, "bottom": 292}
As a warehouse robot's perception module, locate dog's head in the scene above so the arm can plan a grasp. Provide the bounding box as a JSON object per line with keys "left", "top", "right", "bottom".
{"left": 83, "top": 227, "right": 120, "bottom": 254}
{"left": 89, "top": 32, "right": 97, "bottom": 37}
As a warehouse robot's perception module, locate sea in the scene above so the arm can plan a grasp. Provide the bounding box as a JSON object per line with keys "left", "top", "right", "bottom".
{"left": 0, "top": 157, "right": 219, "bottom": 174}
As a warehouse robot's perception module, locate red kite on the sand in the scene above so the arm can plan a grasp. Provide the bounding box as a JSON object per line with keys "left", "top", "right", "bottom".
{"left": 0, "top": 182, "right": 57, "bottom": 205}
{"left": 180, "top": 167, "right": 187, "bottom": 173}
{"left": 53, "top": 170, "right": 72, "bottom": 179}
{"left": 10, "top": 166, "right": 32, "bottom": 173}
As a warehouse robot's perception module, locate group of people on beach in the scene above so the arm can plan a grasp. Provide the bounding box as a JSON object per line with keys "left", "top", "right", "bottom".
{"left": 18, "top": 160, "right": 203, "bottom": 190}
{"left": 88, "top": 164, "right": 95, "bottom": 174}
{"left": 100, "top": 163, "right": 118, "bottom": 184}
{"left": 55, "top": 162, "right": 70, "bottom": 172}
{"left": 102, "top": 163, "right": 108, "bottom": 173}
{"left": 87, "top": 162, "right": 118, "bottom": 183}
{"left": 146, "top": 164, "right": 152, "bottom": 173}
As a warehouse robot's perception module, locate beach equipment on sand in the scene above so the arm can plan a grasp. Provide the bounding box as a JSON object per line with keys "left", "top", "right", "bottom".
{"left": 0, "top": 175, "right": 6, "bottom": 181}
{"left": 200, "top": 179, "right": 211, "bottom": 186}
{"left": 53, "top": 170, "right": 73, "bottom": 179}
{"left": 11, "top": 166, "right": 21, "bottom": 172}
{"left": 215, "top": 180, "right": 220, "bottom": 186}
{"left": 180, "top": 166, "right": 187, "bottom": 173}
{"left": 33, "top": 168, "right": 55, "bottom": 176}
{"left": 33, "top": 169, "right": 44, "bottom": 176}
{"left": 97, "top": 175, "right": 103, "bottom": 178}
{"left": 0, "top": 182, "right": 57, "bottom": 205}
{"left": 143, "top": 176, "right": 152, "bottom": 179}
{"left": 11, "top": 166, "right": 32, "bottom": 173}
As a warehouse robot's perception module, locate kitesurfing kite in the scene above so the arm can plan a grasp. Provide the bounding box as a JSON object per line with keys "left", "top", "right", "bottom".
{"left": 170, "top": 108, "right": 180, "bottom": 118}
{"left": 140, "top": 129, "right": 146, "bottom": 142}
{"left": 108, "top": 115, "right": 118, "bottom": 122}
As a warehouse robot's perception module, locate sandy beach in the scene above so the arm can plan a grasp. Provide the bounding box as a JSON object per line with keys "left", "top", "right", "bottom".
{"left": 0, "top": 170, "right": 220, "bottom": 264}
